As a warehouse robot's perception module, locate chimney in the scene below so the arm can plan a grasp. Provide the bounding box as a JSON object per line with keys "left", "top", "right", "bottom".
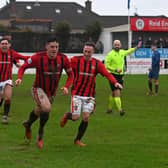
{"left": 10, "top": 0, "right": 16, "bottom": 18}
{"left": 85, "top": 0, "right": 92, "bottom": 12}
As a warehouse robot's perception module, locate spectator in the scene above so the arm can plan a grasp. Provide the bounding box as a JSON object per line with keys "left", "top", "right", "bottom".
{"left": 88, "top": 37, "right": 93, "bottom": 42}
{"left": 131, "top": 39, "right": 137, "bottom": 47}
{"left": 158, "top": 38, "right": 165, "bottom": 48}
{"left": 153, "top": 39, "right": 159, "bottom": 48}
{"left": 96, "top": 40, "right": 104, "bottom": 53}
{"left": 164, "top": 37, "right": 168, "bottom": 48}
{"left": 145, "top": 37, "right": 152, "bottom": 48}
{"left": 137, "top": 36, "right": 144, "bottom": 48}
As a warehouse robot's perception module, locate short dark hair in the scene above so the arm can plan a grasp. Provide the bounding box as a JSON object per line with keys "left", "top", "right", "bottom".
{"left": 0, "top": 37, "right": 11, "bottom": 43}
{"left": 84, "top": 41, "right": 95, "bottom": 49}
{"left": 46, "top": 37, "right": 58, "bottom": 44}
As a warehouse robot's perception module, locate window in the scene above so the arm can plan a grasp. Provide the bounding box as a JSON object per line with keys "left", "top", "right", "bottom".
{"left": 26, "top": 5, "right": 32, "bottom": 10}
{"left": 34, "top": 2, "right": 40, "bottom": 7}
{"left": 77, "top": 9, "right": 83, "bottom": 14}
{"left": 55, "top": 9, "right": 61, "bottom": 14}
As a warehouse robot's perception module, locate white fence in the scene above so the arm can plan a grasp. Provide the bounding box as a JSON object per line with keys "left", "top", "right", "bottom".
{"left": 12, "top": 53, "right": 168, "bottom": 75}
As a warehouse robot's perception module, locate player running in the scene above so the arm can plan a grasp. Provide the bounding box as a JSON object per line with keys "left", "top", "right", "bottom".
{"left": 0, "top": 37, "right": 29, "bottom": 124}
{"left": 15, "top": 37, "right": 73, "bottom": 149}
{"left": 60, "top": 41, "right": 122, "bottom": 147}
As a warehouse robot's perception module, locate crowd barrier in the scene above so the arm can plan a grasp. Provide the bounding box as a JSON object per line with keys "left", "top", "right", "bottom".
{"left": 12, "top": 52, "right": 168, "bottom": 75}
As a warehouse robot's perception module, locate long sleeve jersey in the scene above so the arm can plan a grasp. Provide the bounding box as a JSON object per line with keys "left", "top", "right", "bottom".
{"left": 0, "top": 49, "right": 29, "bottom": 82}
{"left": 71, "top": 56, "right": 117, "bottom": 97}
{"left": 18, "top": 51, "right": 74, "bottom": 97}
{"left": 151, "top": 50, "right": 160, "bottom": 72}
{"left": 105, "top": 48, "right": 136, "bottom": 75}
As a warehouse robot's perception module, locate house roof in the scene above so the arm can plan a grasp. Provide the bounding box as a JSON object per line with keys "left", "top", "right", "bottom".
{"left": 0, "top": 1, "right": 102, "bottom": 29}
{"left": 99, "top": 16, "right": 128, "bottom": 27}
{"left": 1, "top": 1, "right": 167, "bottom": 30}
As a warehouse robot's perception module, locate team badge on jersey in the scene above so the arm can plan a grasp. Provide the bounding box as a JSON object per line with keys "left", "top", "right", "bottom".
{"left": 91, "top": 66, "right": 95, "bottom": 70}
{"left": 27, "top": 58, "right": 32, "bottom": 64}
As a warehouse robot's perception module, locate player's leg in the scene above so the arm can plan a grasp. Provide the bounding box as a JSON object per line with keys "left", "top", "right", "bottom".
{"left": 107, "top": 78, "right": 116, "bottom": 113}
{"left": 2, "top": 84, "right": 12, "bottom": 124}
{"left": 147, "top": 71, "right": 153, "bottom": 95}
{"left": 112, "top": 75, "right": 124, "bottom": 116}
{"left": 0, "top": 87, "right": 4, "bottom": 107}
{"left": 147, "top": 79, "right": 153, "bottom": 95}
{"left": 0, "top": 98, "right": 4, "bottom": 107}
{"left": 37, "top": 110, "right": 50, "bottom": 149}
{"left": 35, "top": 88, "right": 51, "bottom": 148}
{"left": 0, "top": 82, "right": 4, "bottom": 107}
{"left": 113, "top": 89, "right": 125, "bottom": 116}
{"left": 107, "top": 91, "right": 115, "bottom": 113}
{"left": 154, "top": 80, "right": 159, "bottom": 96}
{"left": 60, "top": 95, "right": 81, "bottom": 127}
{"left": 23, "top": 87, "right": 41, "bottom": 140}
{"left": 74, "top": 97, "right": 94, "bottom": 146}
{"left": 23, "top": 106, "right": 39, "bottom": 140}
{"left": 0, "top": 88, "right": 4, "bottom": 107}
{"left": 154, "top": 73, "right": 159, "bottom": 96}
{"left": 74, "top": 112, "right": 89, "bottom": 147}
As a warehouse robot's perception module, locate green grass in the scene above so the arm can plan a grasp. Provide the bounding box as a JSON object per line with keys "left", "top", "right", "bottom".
{"left": 1, "top": 74, "right": 168, "bottom": 168}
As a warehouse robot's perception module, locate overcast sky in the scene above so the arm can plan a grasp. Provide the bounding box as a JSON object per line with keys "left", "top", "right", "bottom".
{"left": 0, "top": 0, "right": 168, "bottom": 16}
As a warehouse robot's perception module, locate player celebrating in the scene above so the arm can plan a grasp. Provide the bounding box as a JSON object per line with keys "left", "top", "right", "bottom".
{"left": 0, "top": 37, "right": 29, "bottom": 124}
{"left": 15, "top": 37, "right": 73, "bottom": 149}
{"left": 60, "top": 42, "right": 122, "bottom": 147}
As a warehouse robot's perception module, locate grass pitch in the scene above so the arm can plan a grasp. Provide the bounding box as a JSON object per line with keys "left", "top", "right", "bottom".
{"left": 0, "top": 74, "right": 168, "bottom": 168}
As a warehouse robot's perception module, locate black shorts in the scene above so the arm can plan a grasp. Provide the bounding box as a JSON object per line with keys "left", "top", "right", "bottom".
{"left": 109, "top": 74, "right": 124, "bottom": 91}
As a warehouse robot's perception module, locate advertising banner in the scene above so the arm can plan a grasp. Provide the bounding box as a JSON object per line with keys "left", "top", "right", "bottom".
{"left": 133, "top": 48, "right": 168, "bottom": 58}
{"left": 130, "top": 17, "right": 168, "bottom": 32}
{"left": 126, "top": 58, "right": 168, "bottom": 74}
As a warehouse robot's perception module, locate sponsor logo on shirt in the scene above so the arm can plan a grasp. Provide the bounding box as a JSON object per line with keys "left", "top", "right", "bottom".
{"left": 44, "top": 72, "right": 60, "bottom": 75}
{"left": 57, "top": 64, "right": 61, "bottom": 67}
{"left": 79, "top": 72, "right": 93, "bottom": 76}
{"left": 0, "top": 61, "right": 10, "bottom": 64}
{"left": 27, "top": 58, "right": 32, "bottom": 64}
{"left": 91, "top": 66, "right": 95, "bottom": 70}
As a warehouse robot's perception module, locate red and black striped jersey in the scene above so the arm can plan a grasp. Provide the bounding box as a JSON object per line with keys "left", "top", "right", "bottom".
{"left": 71, "top": 56, "right": 117, "bottom": 97}
{"left": 0, "top": 49, "right": 28, "bottom": 82}
{"left": 18, "top": 51, "right": 73, "bottom": 97}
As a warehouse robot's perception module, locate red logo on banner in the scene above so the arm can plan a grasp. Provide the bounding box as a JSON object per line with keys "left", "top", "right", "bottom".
{"left": 135, "top": 19, "right": 145, "bottom": 30}
{"left": 130, "top": 17, "right": 168, "bottom": 32}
